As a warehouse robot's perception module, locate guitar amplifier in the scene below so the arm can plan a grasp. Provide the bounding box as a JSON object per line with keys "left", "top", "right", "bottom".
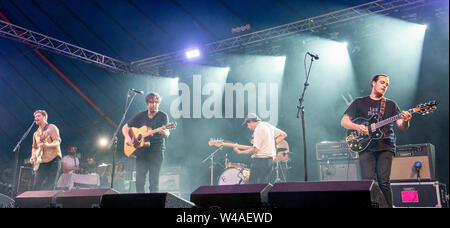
{"left": 391, "top": 143, "right": 436, "bottom": 181}
{"left": 316, "top": 141, "right": 358, "bottom": 161}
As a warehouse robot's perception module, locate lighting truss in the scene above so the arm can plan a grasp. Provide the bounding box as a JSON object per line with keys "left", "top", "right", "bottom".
{"left": 0, "top": 19, "right": 130, "bottom": 73}
{"left": 131, "top": 0, "right": 437, "bottom": 74}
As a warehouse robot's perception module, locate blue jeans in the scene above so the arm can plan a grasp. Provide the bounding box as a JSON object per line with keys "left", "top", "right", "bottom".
{"left": 359, "top": 150, "right": 394, "bottom": 207}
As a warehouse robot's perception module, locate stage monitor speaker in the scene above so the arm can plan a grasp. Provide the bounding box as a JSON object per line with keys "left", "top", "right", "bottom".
{"left": 100, "top": 192, "right": 194, "bottom": 208}
{"left": 55, "top": 188, "right": 118, "bottom": 208}
{"left": 268, "top": 180, "right": 388, "bottom": 208}
{"left": 190, "top": 184, "right": 272, "bottom": 208}
{"left": 0, "top": 193, "right": 14, "bottom": 208}
{"left": 319, "top": 160, "right": 361, "bottom": 181}
{"left": 391, "top": 143, "right": 436, "bottom": 181}
{"left": 15, "top": 190, "right": 64, "bottom": 208}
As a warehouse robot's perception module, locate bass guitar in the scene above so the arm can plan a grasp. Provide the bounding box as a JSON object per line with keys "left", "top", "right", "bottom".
{"left": 208, "top": 139, "right": 252, "bottom": 150}
{"left": 345, "top": 100, "right": 438, "bottom": 152}
{"left": 124, "top": 122, "right": 176, "bottom": 157}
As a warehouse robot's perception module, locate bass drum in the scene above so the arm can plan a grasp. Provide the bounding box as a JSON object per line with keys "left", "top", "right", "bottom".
{"left": 218, "top": 168, "right": 250, "bottom": 185}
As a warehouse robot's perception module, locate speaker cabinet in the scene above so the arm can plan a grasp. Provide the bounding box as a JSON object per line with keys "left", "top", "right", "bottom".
{"left": 268, "top": 180, "right": 388, "bottom": 208}
{"left": 100, "top": 192, "right": 194, "bottom": 208}
{"left": 391, "top": 143, "right": 436, "bottom": 181}
{"left": 319, "top": 160, "right": 361, "bottom": 181}
{"left": 15, "top": 190, "right": 63, "bottom": 208}
{"left": 55, "top": 188, "right": 118, "bottom": 208}
{"left": 190, "top": 184, "right": 272, "bottom": 208}
{"left": 16, "top": 166, "right": 34, "bottom": 195}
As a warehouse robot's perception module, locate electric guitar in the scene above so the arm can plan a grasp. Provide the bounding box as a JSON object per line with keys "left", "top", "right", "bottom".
{"left": 124, "top": 122, "right": 177, "bottom": 157}
{"left": 33, "top": 147, "right": 43, "bottom": 172}
{"left": 208, "top": 139, "right": 252, "bottom": 150}
{"left": 345, "top": 100, "right": 438, "bottom": 152}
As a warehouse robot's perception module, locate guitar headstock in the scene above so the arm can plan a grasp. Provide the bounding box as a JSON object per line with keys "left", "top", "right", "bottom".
{"left": 208, "top": 138, "right": 224, "bottom": 147}
{"left": 414, "top": 100, "right": 439, "bottom": 115}
{"left": 165, "top": 122, "right": 177, "bottom": 129}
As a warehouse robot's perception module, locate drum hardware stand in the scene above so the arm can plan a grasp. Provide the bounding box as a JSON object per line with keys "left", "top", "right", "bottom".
{"left": 11, "top": 120, "right": 35, "bottom": 198}
{"left": 202, "top": 146, "right": 223, "bottom": 185}
{"left": 273, "top": 156, "right": 286, "bottom": 183}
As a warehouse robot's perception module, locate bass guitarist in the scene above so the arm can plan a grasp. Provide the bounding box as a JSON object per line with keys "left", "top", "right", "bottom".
{"left": 122, "top": 92, "right": 169, "bottom": 193}
{"left": 340, "top": 74, "right": 412, "bottom": 207}
{"left": 29, "top": 110, "right": 62, "bottom": 190}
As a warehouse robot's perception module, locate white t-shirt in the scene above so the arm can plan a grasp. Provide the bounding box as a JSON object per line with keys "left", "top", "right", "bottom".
{"left": 62, "top": 155, "right": 79, "bottom": 171}
{"left": 252, "top": 122, "right": 285, "bottom": 159}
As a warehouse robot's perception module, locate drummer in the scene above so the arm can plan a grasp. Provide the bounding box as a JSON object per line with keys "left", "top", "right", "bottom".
{"left": 233, "top": 113, "right": 287, "bottom": 184}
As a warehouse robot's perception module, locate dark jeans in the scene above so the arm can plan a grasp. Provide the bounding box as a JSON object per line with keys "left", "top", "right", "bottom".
{"left": 249, "top": 158, "right": 273, "bottom": 184}
{"left": 135, "top": 153, "right": 163, "bottom": 193}
{"left": 34, "top": 156, "right": 61, "bottom": 191}
{"left": 359, "top": 150, "right": 394, "bottom": 207}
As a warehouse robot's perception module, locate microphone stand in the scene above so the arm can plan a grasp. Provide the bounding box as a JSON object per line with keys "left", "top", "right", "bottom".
{"left": 296, "top": 54, "right": 316, "bottom": 182}
{"left": 202, "top": 146, "right": 223, "bottom": 185}
{"left": 11, "top": 121, "right": 35, "bottom": 198}
{"left": 108, "top": 90, "right": 139, "bottom": 189}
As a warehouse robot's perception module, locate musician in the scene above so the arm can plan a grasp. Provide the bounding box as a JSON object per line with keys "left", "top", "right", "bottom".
{"left": 62, "top": 146, "right": 81, "bottom": 174}
{"left": 29, "top": 110, "right": 62, "bottom": 190}
{"left": 340, "top": 74, "right": 412, "bottom": 207}
{"left": 234, "top": 113, "right": 287, "bottom": 184}
{"left": 122, "top": 92, "right": 169, "bottom": 193}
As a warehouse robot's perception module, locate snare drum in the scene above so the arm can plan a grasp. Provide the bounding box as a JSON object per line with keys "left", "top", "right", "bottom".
{"left": 225, "top": 162, "right": 248, "bottom": 169}
{"left": 218, "top": 168, "right": 250, "bottom": 185}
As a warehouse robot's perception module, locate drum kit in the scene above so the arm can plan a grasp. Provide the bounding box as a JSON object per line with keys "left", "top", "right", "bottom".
{"left": 211, "top": 140, "right": 291, "bottom": 185}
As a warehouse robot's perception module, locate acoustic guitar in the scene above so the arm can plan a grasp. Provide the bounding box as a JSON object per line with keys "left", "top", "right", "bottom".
{"left": 124, "top": 122, "right": 176, "bottom": 157}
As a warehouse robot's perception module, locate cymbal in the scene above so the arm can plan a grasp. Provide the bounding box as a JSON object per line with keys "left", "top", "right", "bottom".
{"left": 98, "top": 163, "right": 111, "bottom": 167}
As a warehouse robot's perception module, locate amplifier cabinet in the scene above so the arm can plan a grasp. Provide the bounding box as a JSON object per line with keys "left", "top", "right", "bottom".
{"left": 391, "top": 181, "right": 448, "bottom": 208}
{"left": 316, "top": 141, "right": 358, "bottom": 161}
{"left": 391, "top": 143, "right": 435, "bottom": 181}
{"left": 319, "top": 160, "right": 361, "bottom": 181}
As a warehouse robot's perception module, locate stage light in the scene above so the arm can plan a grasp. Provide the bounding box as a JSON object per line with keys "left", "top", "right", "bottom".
{"left": 185, "top": 49, "right": 200, "bottom": 59}
{"left": 98, "top": 137, "right": 108, "bottom": 147}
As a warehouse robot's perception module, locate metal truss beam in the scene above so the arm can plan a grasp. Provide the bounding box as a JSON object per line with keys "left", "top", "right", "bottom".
{"left": 0, "top": 19, "right": 131, "bottom": 73}
{"left": 131, "top": 0, "right": 437, "bottom": 74}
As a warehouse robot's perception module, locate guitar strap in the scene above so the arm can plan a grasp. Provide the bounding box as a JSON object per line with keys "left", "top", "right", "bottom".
{"left": 379, "top": 98, "right": 386, "bottom": 121}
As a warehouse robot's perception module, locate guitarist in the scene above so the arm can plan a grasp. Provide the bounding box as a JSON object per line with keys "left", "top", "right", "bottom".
{"left": 29, "top": 110, "right": 62, "bottom": 190}
{"left": 340, "top": 74, "right": 412, "bottom": 207}
{"left": 122, "top": 92, "right": 169, "bottom": 193}
{"left": 233, "top": 113, "right": 287, "bottom": 184}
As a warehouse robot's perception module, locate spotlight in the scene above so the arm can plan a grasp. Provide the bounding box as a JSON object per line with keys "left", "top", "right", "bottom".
{"left": 98, "top": 137, "right": 108, "bottom": 148}
{"left": 185, "top": 49, "right": 200, "bottom": 59}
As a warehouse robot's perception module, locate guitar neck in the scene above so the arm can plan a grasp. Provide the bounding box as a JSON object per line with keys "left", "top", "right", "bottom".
{"left": 374, "top": 109, "right": 414, "bottom": 129}
{"left": 220, "top": 142, "right": 251, "bottom": 150}
{"left": 141, "top": 128, "right": 160, "bottom": 138}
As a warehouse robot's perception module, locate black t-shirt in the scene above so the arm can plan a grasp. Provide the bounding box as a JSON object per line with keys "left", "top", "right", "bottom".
{"left": 127, "top": 110, "right": 168, "bottom": 155}
{"left": 344, "top": 96, "right": 401, "bottom": 152}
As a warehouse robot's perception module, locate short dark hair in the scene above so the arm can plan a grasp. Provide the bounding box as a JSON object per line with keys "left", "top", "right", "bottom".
{"left": 371, "top": 74, "right": 388, "bottom": 86}
{"left": 145, "top": 92, "right": 161, "bottom": 104}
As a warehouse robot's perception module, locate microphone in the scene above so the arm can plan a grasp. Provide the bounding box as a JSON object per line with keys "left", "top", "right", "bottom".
{"left": 129, "top": 88, "right": 144, "bottom": 94}
{"left": 414, "top": 161, "right": 422, "bottom": 181}
{"left": 414, "top": 161, "right": 422, "bottom": 170}
{"left": 307, "top": 52, "right": 319, "bottom": 60}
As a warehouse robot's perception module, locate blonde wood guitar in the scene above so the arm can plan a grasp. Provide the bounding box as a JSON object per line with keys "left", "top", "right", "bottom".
{"left": 124, "top": 122, "right": 176, "bottom": 157}
{"left": 208, "top": 139, "right": 252, "bottom": 150}
{"left": 33, "top": 147, "right": 43, "bottom": 172}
